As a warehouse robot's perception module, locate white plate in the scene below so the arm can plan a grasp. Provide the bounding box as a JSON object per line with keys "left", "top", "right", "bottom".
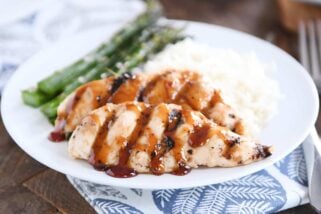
{"left": 1, "top": 20, "right": 319, "bottom": 189}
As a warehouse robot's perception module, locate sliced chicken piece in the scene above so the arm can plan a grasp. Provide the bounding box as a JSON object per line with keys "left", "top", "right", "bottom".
{"left": 69, "top": 102, "right": 271, "bottom": 177}
{"left": 56, "top": 77, "right": 115, "bottom": 133}
{"left": 54, "top": 70, "right": 248, "bottom": 138}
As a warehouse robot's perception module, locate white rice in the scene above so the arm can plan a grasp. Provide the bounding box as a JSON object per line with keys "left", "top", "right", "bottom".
{"left": 143, "top": 39, "right": 281, "bottom": 136}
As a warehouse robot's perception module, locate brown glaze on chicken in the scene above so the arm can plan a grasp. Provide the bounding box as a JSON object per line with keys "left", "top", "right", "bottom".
{"left": 69, "top": 102, "right": 271, "bottom": 178}
{"left": 54, "top": 70, "right": 247, "bottom": 139}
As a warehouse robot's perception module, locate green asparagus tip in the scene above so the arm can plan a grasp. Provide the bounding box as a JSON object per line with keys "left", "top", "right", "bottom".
{"left": 22, "top": 89, "right": 53, "bottom": 108}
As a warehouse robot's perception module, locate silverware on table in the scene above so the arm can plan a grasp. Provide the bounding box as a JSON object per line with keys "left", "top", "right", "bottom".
{"left": 299, "top": 20, "right": 321, "bottom": 213}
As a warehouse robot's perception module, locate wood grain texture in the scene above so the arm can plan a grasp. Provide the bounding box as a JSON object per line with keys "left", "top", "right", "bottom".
{"left": 161, "top": 0, "right": 299, "bottom": 60}
{"left": 0, "top": 0, "right": 318, "bottom": 213}
{"left": 0, "top": 113, "right": 93, "bottom": 213}
{"left": 161, "top": 0, "right": 280, "bottom": 37}
{"left": 0, "top": 184, "right": 58, "bottom": 214}
{"left": 23, "top": 170, "right": 95, "bottom": 214}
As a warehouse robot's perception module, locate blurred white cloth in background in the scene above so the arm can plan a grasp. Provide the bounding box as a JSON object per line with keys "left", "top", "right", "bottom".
{"left": 0, "top": 0, "right": 144, "bottom": 91}
{"left": 0, "top": 0, "right": 44, "bottom": 26}
{"left": 33, "top": 0, "right": 144, "bottom": 45}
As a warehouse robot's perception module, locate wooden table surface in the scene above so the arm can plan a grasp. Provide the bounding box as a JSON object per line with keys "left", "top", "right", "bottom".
{"left": 0, "top": 0, "right": 319, "bottom": 213}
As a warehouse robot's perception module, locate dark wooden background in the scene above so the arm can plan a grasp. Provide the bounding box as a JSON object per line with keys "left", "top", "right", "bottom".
{"left": 0, "top": 0, "right": 319, "bottom": 213}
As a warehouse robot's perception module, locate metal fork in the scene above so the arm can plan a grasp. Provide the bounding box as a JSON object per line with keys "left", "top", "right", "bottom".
{"left": 299, "top": 20, "right": 321, "bottom": 90}
{"left": 299, "top": 20, "right": 321, "bottom": 213}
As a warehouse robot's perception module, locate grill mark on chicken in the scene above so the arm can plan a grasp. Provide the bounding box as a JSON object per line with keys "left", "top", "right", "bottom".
{"left": 208, "top": 91, "right": 223, "bottom": 108}
{"left": 68, "top": 86, "right": 87, "bottom": 114}
{"left": 202, "top": 91, "right": 223, "bottom": 118}
{"left": 52, "top": 78, "right": 115, "bottom": 141}
{"left": 166, "top": 110, "right": 195, "bottom": 175}
{"left": 233, "top": 121, "right": 245, "bottom": 135}
{"left": 152, "top": 71, "right": 201, "bottom": 109}
{"left": 106, "top": 105, "right": 152, "bottom": 178}
{"left": 222, "top": 136, "right": 241, "bottom": 160}
{"left": 167, "top": 109, "right": 182, "bottom": 132}
{"left": 150, "top": 135, "right": 171, "bottom": 175}
{"left": 49, "top": 86, "right": 89, "bottom": 141}
{"left": 56, "top": 70, "right": 247, "bottom": 141}
{"left": 109, "top": 73, "right": 143, "bottom": 104}
{"left": 141, "top": 72, "right": 171, "bottom": 104}
{"left": 148, "top": 104, "right": 170, "bottom": 175}
{"left": 137, "top": 87, "right": 145, "bottom": 102}
{"left": 165, "top": 109, "right": 192, "bottom": 175}
{"left": 70, "top": 80, "right": 110, "bottom": 115}
{"left": 172, "top": 79, "right": 199, "bottom": 110}
{"left": 150, "top": 108, "right": 184, "bottom": 175}
{"left": 110, "top": 72, "right": 134, "bottom": 94}
{"left": 181, "top": 109, "right": 197, "bottom": 124}
{"left": 89, "top": 110, "right": 116, "bottom": 170}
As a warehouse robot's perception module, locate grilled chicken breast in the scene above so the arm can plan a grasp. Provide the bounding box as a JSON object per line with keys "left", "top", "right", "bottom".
{"left": 69, "top": 102, "right": 271, "bottom": 177}
{"left": 55, "top": 70, "right": 246, "bottom": 138}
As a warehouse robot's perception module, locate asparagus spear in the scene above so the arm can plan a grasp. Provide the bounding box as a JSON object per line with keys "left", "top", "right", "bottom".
{"left": 40, "top": 27, "right": 160, "bottom": 118}
{"left": 21, "top": 89, "right": 53, "bottom": 107}
{"left": 64, "top": 28, "right": 158, "bottom": 94}
{"left": 22, "top": 33, "right": 142, "bottom": 108}
{"left": 36, "top": 9, "right": 160, "bottom": 97}
{"left": 22, "top": 0, "right": 162, "bottom": 107}
{"left": 40, "top": 27, "right": 184, "bottom": 119}
{"left": 22, "top": 11, "right": 158, "bottom": 108}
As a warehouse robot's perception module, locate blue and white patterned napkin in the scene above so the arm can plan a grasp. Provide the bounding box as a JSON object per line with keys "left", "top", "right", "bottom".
{"left": 0, "top": 1, "right": 311, "bottom": 213}
{"left": 67, "top": 141, "right": 309, "bottom": 214}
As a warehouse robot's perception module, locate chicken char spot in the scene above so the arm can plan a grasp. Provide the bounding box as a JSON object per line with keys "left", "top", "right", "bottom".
{"left": 167, "top": 109, "right": 182, "bottom": 131}
{"left": 137, "top": 87, "right": 145, "bottom": 102}
{"left": 164, "top": 136, "right": 175, "bottom": 150}
{"left": 221, "top": 136, "right": 241, "bottom": 160}
{"left": 255, "top": 144, "right": 272, "bottom": 159}
{"left": 226, "top": 136, "right": 241, "bottom": 147}
{"left": 110, "top": 72, "right": 134, "bottom": 94}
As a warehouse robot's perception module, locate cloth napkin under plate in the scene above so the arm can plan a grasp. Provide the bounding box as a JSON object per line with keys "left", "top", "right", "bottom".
{"left": 67, "top": 140, "right": 309, "bottom": 213}
{"left": 0, "top": 0, "right": 311, "bottom": 213}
